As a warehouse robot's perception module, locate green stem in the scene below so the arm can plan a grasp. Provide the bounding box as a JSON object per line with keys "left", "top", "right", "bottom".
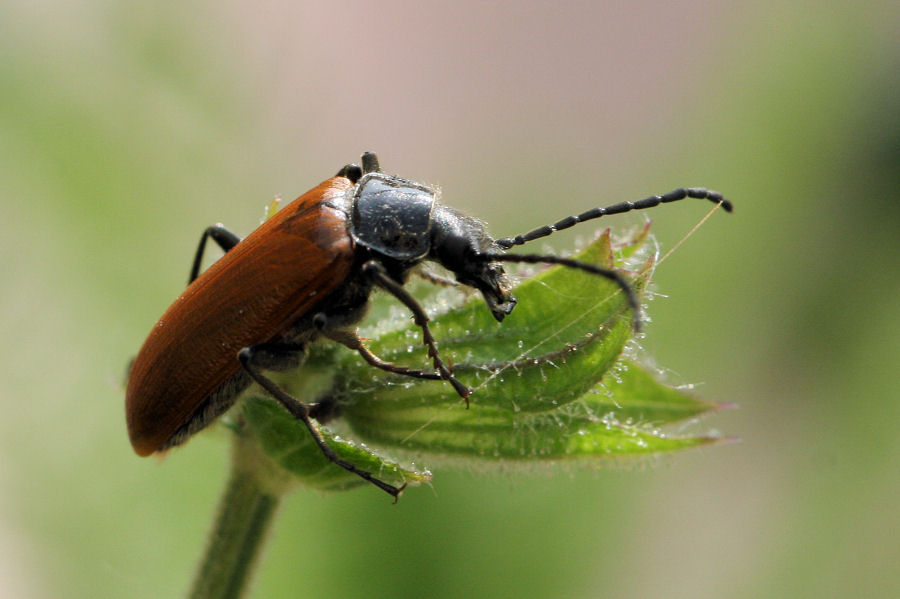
{"left": 189, "top": 428, "right": 292, "bottom": 599}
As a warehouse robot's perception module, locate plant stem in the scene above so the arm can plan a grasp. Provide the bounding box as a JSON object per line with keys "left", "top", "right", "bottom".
{"left": 189, "top": 429, "right": 292, "bottom": 599}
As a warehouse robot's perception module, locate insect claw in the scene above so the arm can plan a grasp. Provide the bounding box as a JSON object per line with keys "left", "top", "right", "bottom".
{"left": 391, "top": 482, "right": 408, "bottom": 504}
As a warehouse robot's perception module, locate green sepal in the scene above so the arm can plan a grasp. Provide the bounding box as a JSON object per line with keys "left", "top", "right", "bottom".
{"left": 237, "top": 226, "right": 727, "bottom": 487}
{"left": 583, "top": 360, "right": 721, "bottom": 424}
{"left": 242, "top": 396, "right": 431, "bottom": 492}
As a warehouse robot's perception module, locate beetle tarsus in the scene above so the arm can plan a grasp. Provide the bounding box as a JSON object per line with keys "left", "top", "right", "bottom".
{"left": 239, "top": 345, "right": 403, "bottom": 499}
{"left": 391, "top": 483, "right": 408, "bottom": 504}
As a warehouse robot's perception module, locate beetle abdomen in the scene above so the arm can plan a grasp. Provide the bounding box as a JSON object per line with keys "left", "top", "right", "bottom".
{"left": 126, "top": 177, "right": 355, "bottom": 455}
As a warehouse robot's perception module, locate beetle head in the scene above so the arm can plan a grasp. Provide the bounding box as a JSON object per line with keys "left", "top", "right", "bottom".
{"left": 429, "top": 205, "right": 517, "bottom": 321}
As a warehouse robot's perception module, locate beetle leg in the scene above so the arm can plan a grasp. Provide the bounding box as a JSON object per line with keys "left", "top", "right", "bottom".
{"left": 414, "top": 266, "right": 461, "bottom": 288}
{"left": 361, "top": 261, "right": 472, "bottom": 405}
{"left": 238, "top": 345, "right": 405, "bottom": 501}
{"left": 313, "top": 313, "right": 443, "bottom": 381}
{"left": 361, "top": 151, "right": 381, "bottom": 174}
{"left": 189, "top": 224, "right": 241, "bottom": 284}
{"left": 242, "top": 341, "right": 305, "bottom": 371}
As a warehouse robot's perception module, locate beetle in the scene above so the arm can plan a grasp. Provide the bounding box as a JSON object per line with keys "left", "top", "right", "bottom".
{"left": 126, "top": 152, "right": 731, "bottom": 498}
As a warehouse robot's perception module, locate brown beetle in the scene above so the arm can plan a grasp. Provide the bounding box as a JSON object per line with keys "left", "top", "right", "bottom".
{"left": 126, "top": 152, "right": 731, "bottom": 498}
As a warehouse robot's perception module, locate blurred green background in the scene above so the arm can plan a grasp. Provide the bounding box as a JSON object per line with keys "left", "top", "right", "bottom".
{"left": 2, "top": 1, "right": 897, "bottom": 597}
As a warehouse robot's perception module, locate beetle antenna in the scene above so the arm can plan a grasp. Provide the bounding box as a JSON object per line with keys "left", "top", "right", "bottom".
{"left": 475, "top": 252, "right": 643, "bottom": 331}
{"left": 495, "top": 188, "right": 732, "bottom": 250}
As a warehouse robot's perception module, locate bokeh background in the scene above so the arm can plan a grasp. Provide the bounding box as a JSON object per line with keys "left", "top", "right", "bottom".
{"left": 2, "top": 1, "right": 897, "bottom": 597}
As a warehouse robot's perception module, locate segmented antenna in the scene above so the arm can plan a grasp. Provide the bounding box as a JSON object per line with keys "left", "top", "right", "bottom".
{"left": 495, "top": 187, "right": 732, "bottom": 249}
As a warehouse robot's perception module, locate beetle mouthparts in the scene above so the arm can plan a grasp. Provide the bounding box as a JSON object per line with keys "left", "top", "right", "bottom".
{"left": 487, "top": 294, "right": 517, "bottom": 322}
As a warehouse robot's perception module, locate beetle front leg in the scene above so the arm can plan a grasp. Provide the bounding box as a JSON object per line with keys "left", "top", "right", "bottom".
{"left": 189, "top": 224, "right": 241, "bottom": 284}
{"left": 237, "top": 344, "right": 405, "bottom": 501}
{"left": 414, "top": 266, "right": 460, "bottom": 288}
{"left": 313, "top": 313, "right": 443, "bottom": 381}
{"left": 361, "top": 260, "right": 472, "bottom": 405}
